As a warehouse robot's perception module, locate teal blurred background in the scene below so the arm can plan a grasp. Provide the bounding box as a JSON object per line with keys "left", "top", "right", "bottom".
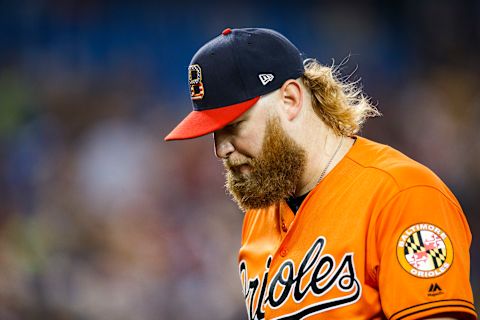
{"left": 0, "top": 1, "right": 478, "bottom": 319}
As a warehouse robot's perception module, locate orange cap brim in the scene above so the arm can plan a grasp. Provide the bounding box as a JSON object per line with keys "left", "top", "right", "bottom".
{"left": 164, "top": 96, "right": 260, "bottom": 141}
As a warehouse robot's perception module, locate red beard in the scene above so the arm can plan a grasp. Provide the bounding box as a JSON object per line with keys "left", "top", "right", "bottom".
{"left": 224, "top": 116, "right": 306, "bottom": 211}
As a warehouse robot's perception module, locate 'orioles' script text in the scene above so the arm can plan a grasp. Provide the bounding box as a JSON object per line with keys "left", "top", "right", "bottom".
{"left": 239, "top": 237, "right": 361, "bottom": 320}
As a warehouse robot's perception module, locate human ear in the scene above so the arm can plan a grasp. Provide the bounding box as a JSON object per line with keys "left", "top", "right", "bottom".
{"left": 280, "top": 79, "right": 303, "bottom": 121}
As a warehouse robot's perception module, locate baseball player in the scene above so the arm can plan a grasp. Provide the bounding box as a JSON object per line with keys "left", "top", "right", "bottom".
{"left": 165, "top": 28, "right": 477, "bottom": 320}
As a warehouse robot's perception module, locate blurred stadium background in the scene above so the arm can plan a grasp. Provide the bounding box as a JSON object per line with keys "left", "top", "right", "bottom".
{"left": 0, "top": 1, "right": 478, "bottom": 319}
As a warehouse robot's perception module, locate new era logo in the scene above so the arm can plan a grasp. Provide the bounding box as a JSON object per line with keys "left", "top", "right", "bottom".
{"left": 258, "top": 73, "right": 274, "bottom": 85}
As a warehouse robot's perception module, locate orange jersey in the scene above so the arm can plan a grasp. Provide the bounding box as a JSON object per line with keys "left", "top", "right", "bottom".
{"left": 238, "top": 136, "right": 477, "bottom": 320}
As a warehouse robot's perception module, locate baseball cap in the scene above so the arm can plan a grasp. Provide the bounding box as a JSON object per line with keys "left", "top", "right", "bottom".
{"left": 164, "top": 27, "right": 305, "bottom": 141}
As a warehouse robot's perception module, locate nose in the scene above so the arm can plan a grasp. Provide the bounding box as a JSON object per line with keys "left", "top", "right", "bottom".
{"left": 213, "top": 131, "right": 235, "bottom": 159}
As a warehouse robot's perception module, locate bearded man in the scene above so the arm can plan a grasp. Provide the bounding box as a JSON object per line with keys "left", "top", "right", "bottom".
{"left": 165, "top": 28, "right": 476, "bottom": 320}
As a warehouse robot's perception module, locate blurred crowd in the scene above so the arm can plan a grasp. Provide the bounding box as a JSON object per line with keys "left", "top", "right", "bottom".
{"left": 0, "top": 1, "right": 478, "bottom": 319}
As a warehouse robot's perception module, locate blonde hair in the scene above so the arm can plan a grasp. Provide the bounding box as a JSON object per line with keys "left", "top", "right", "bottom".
{"left": 301, "top": 59, "right": 380, "bottom": 136}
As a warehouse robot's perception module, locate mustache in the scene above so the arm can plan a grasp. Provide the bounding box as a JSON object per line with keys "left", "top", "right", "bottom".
{"left": 223, "top": 158, "right": 254, "bottom": 170}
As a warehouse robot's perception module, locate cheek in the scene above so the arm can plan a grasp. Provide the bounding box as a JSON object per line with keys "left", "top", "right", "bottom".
{"left": 234, "top": 131, "right": 264, "bottom": 159}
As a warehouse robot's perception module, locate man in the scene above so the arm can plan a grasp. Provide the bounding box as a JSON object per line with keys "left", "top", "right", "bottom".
{"left": 165, "top": 28, "right": 477, "bottom": 320}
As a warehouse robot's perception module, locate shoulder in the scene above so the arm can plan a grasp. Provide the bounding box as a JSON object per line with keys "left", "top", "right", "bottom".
{"left": 347, "top": 136, "right": 457, "bottom": 204}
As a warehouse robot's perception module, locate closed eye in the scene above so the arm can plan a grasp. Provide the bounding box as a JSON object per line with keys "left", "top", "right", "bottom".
{"left": 225, "top": 120, "right": 243, "bottom": 130}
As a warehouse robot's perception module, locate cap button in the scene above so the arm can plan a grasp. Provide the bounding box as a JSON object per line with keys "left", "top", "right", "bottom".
{"left": 222, "top": 28, "right": 232, "bottom": 35}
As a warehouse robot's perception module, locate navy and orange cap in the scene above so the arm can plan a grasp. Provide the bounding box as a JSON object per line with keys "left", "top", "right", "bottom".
{"left": 164, "top": 28, "right": 305, "bottom": 141}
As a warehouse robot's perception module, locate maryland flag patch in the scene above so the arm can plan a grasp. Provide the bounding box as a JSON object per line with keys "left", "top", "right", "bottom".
{"left": 396, "top": 223, "right": 453, "bottom": 278}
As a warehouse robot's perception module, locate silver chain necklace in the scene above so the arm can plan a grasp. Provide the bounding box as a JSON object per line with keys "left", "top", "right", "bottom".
{"left": 317, "top": 136, "right": 344, "bottom": 183}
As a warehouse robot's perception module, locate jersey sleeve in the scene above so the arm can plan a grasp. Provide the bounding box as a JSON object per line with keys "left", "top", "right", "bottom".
{"left": 372, "top": 185, "right": 477, "bottom": 320}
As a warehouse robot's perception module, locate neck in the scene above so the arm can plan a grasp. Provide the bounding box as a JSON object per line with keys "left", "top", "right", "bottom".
{"left": 295, "top": 131, "right": 354, "bottom": 196}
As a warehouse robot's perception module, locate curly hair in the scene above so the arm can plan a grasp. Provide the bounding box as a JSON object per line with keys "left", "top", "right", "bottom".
{"left": 301, "top": 59, "right": 380, "bottom": 136}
